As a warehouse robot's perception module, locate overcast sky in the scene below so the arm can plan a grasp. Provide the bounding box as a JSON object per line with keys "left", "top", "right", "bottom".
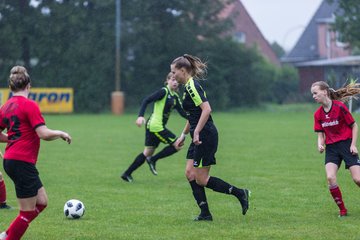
{"left": 241, "top": 0, "right": 323, "bottom": 51}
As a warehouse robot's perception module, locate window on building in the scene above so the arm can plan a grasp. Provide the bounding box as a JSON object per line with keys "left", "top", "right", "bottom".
{"left": 233, "top": 32, "right": 246, "bottom": 43}
{"left": 335, "top": 31, "right": 347, "bottom": 47}
{"left": 326, "top": 30, "right": 331, "bottom": 48}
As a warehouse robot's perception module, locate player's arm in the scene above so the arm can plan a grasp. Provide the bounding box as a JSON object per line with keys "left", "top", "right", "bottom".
{"left": 175, "top": 121, "right": 190, "bottom": 148}
{"left": 317, "top": 132, "right": 325, "bottom": 153}
{"left": 35, "top": 125, "right": 71, "bottom": 144}
{"left": 136, "top": 89, "right": 166, "bottom": 127}
{"left": 350, "top": 122, "right": 358, "bottom": 155}
{"left": 193, "top": 101, "right": 211, "bottom": 145}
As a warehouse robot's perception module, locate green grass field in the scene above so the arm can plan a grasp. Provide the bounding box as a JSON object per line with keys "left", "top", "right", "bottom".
{"left": 1, "top": 106, "right": 360, "bottom": 240}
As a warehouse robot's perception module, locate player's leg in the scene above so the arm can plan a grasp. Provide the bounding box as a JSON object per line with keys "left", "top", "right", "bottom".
{"left": 349, "top": 165, "right": 360, "bottom": 187}
{"left": 344, "top": 142, "right": 360, "bottom": 187}
{"left": 35, "top": 187, "right": 48, "bottom": 214}
{"left": 6, "top": 196, "right": 38, "bottom": 239}
{"left": 121, "top": 129, "right": 158, "bottom": 181}
{"left": 146, "top": 129, "right": 178, "bottom": 175}
{"left": 186, "top": 159, "right": 212, "bottom": 221}
{"left": 4, "top": 161, "right": 45, "bottom": 239}
{"left": 0, "top": 171, "right": 11, "bottom": 209}
{"left": 121, "top": 147, "right": 155, "bottom": 182}
{"left": 326, "top": 162, "right": 347, "bottom": 216}
{"left": 150, "top": 145, "right": 178, "bottom": 163}
{"left": 195, "top": 167, "right": 250, "bottom": 216}
{"left": 194, "top": 128, "right": 250, "bottom": 216}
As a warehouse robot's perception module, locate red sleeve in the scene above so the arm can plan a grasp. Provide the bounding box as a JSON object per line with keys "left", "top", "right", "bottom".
{"left": 314, "top": 111, "right": 323, "bottom": 132}
{"left": 26, "top": 100, "right": 45, "bottom": 129}
{"left": 339, "top": 102, "right": 355, "bottom": 126}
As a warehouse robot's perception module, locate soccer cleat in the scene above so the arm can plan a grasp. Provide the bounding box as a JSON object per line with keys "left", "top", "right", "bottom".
{"left": 0, "top": 203, "right": 12, "bottom": 210}
{"left": 339, "top": 209, "right": 348, "bottom": 217}
{"left": 121, "top": 173, "right": 133, "bottom": 183}
{"left": 146, "top": 157, "right": 158, "bottom": 176}
{"left": 194, "top": 214, "right": 213, "bottom": 221}
{"left": 0, "top": 231, "right": 7, "bottom": 240}
{"left": 239, "top": 189, "right": 250, "bottom": 215}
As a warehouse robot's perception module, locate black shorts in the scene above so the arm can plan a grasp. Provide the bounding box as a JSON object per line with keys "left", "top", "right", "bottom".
{"left": 145, "top": 128, "right": 177, "bottom": 148}
{"left": 325, "top": 139, "right": 360, "bottom": 169}
{"left": 187, "top": 123, "right": 218, "bottom": 168}
{"left": 3, "top": 159, "right": 43, "bottom": 198}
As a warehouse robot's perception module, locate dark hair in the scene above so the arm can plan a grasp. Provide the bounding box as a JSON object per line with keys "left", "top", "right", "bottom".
{"left": 312, "top": 81, "right": 360, "bottom": 102}
{"left": 8, "top": 66, "right": 31, "bottom": 92}
{"left": 171, "top": 54, "right": 207, "bottom": 80}
{"left": 164, "top": 72, "right": 173, "bottom": 86}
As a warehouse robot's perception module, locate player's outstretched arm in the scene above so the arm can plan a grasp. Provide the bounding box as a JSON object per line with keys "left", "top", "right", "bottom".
{"left": 35, "top": 125, "right": 71, "bottom": 144}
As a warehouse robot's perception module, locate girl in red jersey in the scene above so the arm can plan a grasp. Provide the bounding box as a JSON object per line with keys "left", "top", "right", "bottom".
{"left": 0, "top": 66, "right": 71, "bottom": 240}
{"left": 311, "top": 81, "right": 360, "bottom": 217}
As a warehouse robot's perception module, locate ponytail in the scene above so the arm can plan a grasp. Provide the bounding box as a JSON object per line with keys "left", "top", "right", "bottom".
{"left": 172, "top": 54, "right": 207, "bottom": 80}
{"left": 312, "top": 80, "right": 360, "bottom": 102}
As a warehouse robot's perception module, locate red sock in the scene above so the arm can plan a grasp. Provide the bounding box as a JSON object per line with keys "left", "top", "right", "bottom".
{"left": 0, "top": 180, "right": 6, "bottom": 203}
{"left": 36, "top": 204, "right": 47, "bottom": 214}
{"left": 6, "top": 210, "right": 38, "bottom": 240}
{"left": 329, "top": 185, "right": 347, "bottom": 212}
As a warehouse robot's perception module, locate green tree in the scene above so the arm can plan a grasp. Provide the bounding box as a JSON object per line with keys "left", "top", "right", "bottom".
{"left": 120, "top": 0, "right": 235, "bottom": 107}
{"left": 271, "top": 41, "right": 286, "bottom": 59}
{"left": 330, "top": 0, "right": 360, "bottom": 49}
{"left": 0, "top": 0, "right": 284, "bottom": 112}
{"left": 270, "top": 66, "right": 299, "bottom": 104}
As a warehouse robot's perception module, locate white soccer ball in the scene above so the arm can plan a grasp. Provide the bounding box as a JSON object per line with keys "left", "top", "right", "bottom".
{"left": 64, "top": 199, "right": 85, "bottom": 219}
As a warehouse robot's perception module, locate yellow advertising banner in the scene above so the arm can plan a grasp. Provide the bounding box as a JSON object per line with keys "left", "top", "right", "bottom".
{"left": 0, "top": 88, "right": 73, "bottom": 113}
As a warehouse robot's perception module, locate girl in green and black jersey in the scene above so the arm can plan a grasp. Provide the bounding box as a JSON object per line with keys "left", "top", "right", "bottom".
{"left": 121, "top": 72, "right": 188, "bottom": 182}
{"left": 171, "top": 54, "right": 250, "bottom": 221}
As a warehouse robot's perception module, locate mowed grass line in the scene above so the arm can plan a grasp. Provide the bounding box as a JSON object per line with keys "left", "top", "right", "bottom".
{"left": 1, "top": 110, "right": 360, "bottom": 239}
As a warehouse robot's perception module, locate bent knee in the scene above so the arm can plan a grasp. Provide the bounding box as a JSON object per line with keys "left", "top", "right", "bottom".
{"left": 185, "top": 169, "right": 195, "bottom": 181}
{"left": 195, "top": 179, "right": 207, "bottom": 187}
{"left": 326, "top": 175, "right": 337, "bottom": 185}
{"left": 353, "top": 177, "right": 360, "bottom": 186}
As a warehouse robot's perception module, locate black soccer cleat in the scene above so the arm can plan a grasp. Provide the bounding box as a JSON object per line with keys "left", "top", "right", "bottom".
{"left": 121, "top": 173, "right": 133, "bottom": 183}
{"left": 239, "top": 189, "right": 250, "bottom": 215}
{"left": 146, "top": 157, "right": 158, "bottom": 176}
{"left": 194, "top": 213, "right": 213, "bottom": 221}
{"left": 0, "top": 203, "right": 12, "bottom": 210}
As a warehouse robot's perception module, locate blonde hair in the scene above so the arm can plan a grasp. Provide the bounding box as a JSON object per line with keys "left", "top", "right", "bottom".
{"left": 8, "top": 66, "right": 31, "bottom": 92}
{"left": 312, "top": 81, "right": 360, "bottom": 102}
{"left": 171, "top": 54, "right": 207, "bottom": 80}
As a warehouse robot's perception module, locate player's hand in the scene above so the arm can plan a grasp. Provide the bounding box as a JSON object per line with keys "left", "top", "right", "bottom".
{"left": 135, "top": 117, "right": 145, "bottom": 127}
{"left": 350, "top": 145, "right": 358, "bottom": 155}
{"left": 174, "top": 137, "right": 185, "bottom": 149}
{"left": 193, "top": 131, "right": 202, "bottom": 145}
{"left": 61, "top": 132, "right": 72, "bottom": 144}
{"left": 318, "top": 144, "right": 325, "bottom": 153}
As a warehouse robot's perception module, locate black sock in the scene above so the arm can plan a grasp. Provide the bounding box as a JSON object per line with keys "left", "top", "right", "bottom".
{"left": 189, "top": 180, "right": 210, "bottom": 216}
{"left": 206, "top": 176, "right": 243, "bottom": 198}
{"left": 151, "top": 145, "right": 177, "bottom": 162}
{"left": 124, "top": 153, "right": 146, "bottom": 175}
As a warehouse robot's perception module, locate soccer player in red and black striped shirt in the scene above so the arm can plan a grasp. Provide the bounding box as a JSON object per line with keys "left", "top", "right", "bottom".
{"left": 0, "top": 66, "right": 71, "bottom": 240}
{"left": 311, "top": 81, "right": 360, "bottom": 217}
